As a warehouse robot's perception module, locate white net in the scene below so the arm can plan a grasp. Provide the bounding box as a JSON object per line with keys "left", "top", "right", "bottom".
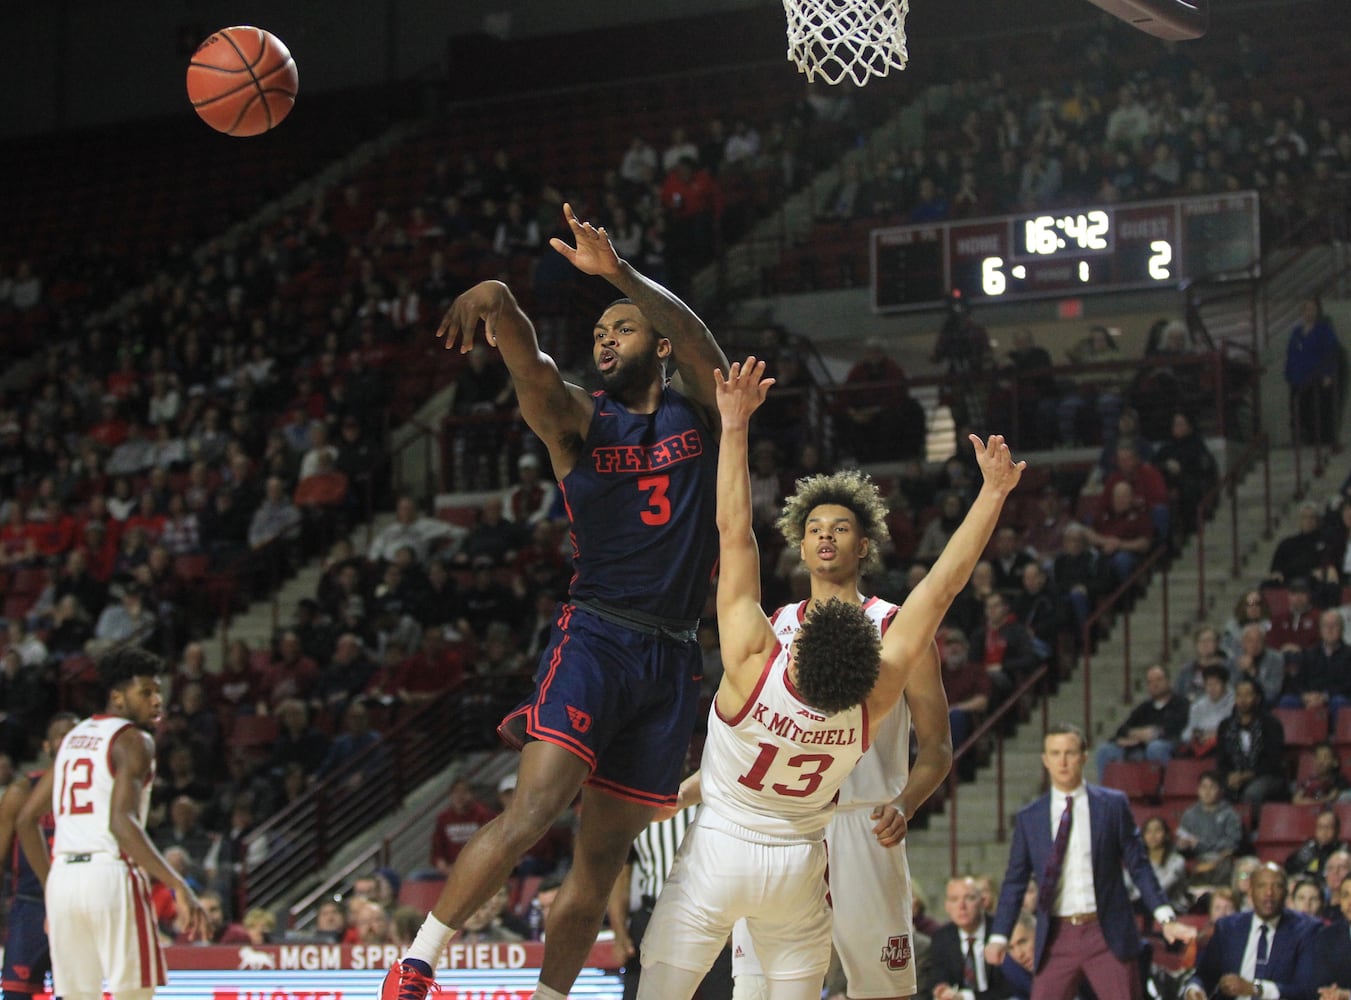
{"left": 783, "top": 0, "right": 909, "bottom": 87}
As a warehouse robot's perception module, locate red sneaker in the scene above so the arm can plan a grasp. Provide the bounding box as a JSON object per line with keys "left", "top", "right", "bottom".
{"left": 380, "top": 961, "right": 437, "bottom": 1000}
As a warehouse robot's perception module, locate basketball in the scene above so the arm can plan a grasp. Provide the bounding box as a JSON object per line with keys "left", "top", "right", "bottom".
{"left": 186, "top": 26, "right": 298, "bottom": 137}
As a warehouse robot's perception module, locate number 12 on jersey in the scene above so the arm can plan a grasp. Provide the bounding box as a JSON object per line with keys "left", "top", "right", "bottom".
{"left": 58, "top": 757, "right": 95, "bottom": 815}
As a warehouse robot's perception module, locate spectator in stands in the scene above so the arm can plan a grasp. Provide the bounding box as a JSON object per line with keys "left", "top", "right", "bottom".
{"left": 159, "top": 494, "right": 200, "bottom": 557}
{"left": 315, "top": 699, "right": 385, "bottom": 783}
{"left": 243, "top": 908, "right": 277, "bottom": 947}
{"left": 1181, "top": 665, "right": 1235, "bottom": 758}
{"left": 1182, "top": 863, "right": 1319, "bottom": 1000}
{"left": 1129, "top": 816, "right": 1188, "bottom": 911}
{"left": 1154, "top": 410, "right": 1219, "bottom": 536}
{"left": 988, "top": 528, "right": 1034, "bottom": 598}
{"left": 1056, "top": 325, "right": 1122, "bottom": 446}
{"left": 619, "top": 136, "right": 659, "bottom": 190}
{"left": 449, "top": 343, "right": 515, "bottom": 490}
{"left": 367, "top": 624, "right": 465, "bottom": 709}
{"left": 431, "top": 778, "right": 498, "bottom": 873}
{"left": 502, "top": 454, "right": 555, "bottom": 527}
{"left": 458, "top": 556, "right": 519, "bottom": 642}
{"left": 259, "top": 630, "right": 321, "bottom": 711}
{"left": 1082, "top": 481, "right": 1155, "bottom": 587}
{"left": 1286, "top": 808, "right": 1349, "bottom": 879}
{"left": 1267, "top": 578, "right": 1320, "bottom": 654}
{"left": 369, "top": 495, "right": 463, "bottom": 566}
{"left": 152, "top": 794, "right": 213, "bottom": 878}
{"left": 1021, "top": 487, "right": 1070, "bottom": 570}
{"left": 1217, "top": 677, "right": 1288, "bottom": 816}
{"left": 1102, "top": 441, "right": 1170, "bottom": 546}
{"left": 1288, "top": 877, "right": 1324, "bottom": 921}
{"left": 1221, "top": 590, "right": 1274, "bottom": 657}
{"left": 203, "top": 793, "right": 268, "bottom": 905}
{"left": 314, "top": 899, "right": 348, "bottom": 943}
{"left": 938, "top": 629, "right": 989, "bottom": 757}
{"left": 270, "top": 698, "right": 330, "bottom": 779}
{"left": 353, "top": 901, "right": 394, "bottom": 946}
{"left": 248, "top": 475, "right": 302, "bottom": 555}
{"left": 1285, "top": 610, "right": 1351, "bottom": 714}
{"left": 1176, "top": 770, "right": 1243, "bottom": 887}
{"left": 1052, "top": 523, "right": 1107, "bottom": 633}
{"left": 1269, "top": 503, "right": 1337, "bottom": 595}
{"left": 1293, "top": 744, "right": 1349, "bottom": 807}
{"left": 87, "top": 580, "right": 155, "bottom": 655}
{"left": 917, "top": 492, "right": 967, "bottom": 564}
{"left": 1232, "top": 623, "right": 1285, "bottom": 705}
{"left": 923, "top": 875, "right": 1009, "bottom": 1000}
{"left": 1174, "top": 624, "right": 1233, "bottom": 702}
{"left": 836, "top": 337, "right": 917, "bottom": 463}
{"left": 1010, "top": 562, "right": 1062, "bottom": 662}
{"left": 177, "top": 889, "right": 250, "bottom": 945}
{"left": 54, "top": 547, "right": 107, "bottom": 620}
{"left": 1095, "top": 663, "right": 1189, "bottom": 776}
{"left": 453, "top": 497, "right": 523, "bottom": 569}
{"left": 972, "top": 592, "right": 1040, "bottom": 704}
{"left": 1285, "top": 298, "right": 1341, "bottom": 447}
{"left": 45, "top": 594, "right": 92, "bottom": 655}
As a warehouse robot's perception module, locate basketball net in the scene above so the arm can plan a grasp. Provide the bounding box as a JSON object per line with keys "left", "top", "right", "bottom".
{"left": 783, "top": 0, "right": 909, "bottom": 86}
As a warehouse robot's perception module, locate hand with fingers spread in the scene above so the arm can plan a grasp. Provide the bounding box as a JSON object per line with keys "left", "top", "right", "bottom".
{"left": 713, "top": 357, "right": 775, "bottom": 431}
{"left": 548, "top": 202, "right": 623, "bottom": 280}
{"left": 435, "top": 280, "right": 511, "bottom": 353}
{"left": 969, "top": 433, "right": 1026, "bottom": 496}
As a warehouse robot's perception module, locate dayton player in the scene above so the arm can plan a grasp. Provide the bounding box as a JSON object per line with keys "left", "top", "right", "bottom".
{"left": 733, "top": 467, "right": 952, "bottom": 1000}
{"left": 0, "top": 712, "right": 77, "bottom": 1000}
{"left": 18, "top": 648, "right": 207, "bottom": 1000}
{"left": 637, "top": 359, "right": 1023, "bottom": 1000}
{"left": 384, "top": 203, "right": 728, "bottom": 1000}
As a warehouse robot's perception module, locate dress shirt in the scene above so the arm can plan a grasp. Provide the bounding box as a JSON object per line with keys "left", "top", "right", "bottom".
{"left": 956, "top": 920, "right": 989, "bottom": 999}
{"left": 1049, "top": 785, "right": 1096, "bottom": 916}
{"left": 1240, "top": 916, "right": 1281, "bottom": 1000}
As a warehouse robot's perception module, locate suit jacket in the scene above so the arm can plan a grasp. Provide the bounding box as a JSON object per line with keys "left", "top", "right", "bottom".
{"left": 990, "top": 784, "right": 1166, "bottom": 971}
{"left": 924, "top": 920, "right": 1011, "bottom": 1000}
{"left": 1313, "top": 919, "right": 1351, "bottom": 992}
{"left": 1186, "top": 909, "right": 1317, "bottom": 1000}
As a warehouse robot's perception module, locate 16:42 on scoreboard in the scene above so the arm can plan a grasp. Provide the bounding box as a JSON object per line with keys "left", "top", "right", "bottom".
{"left": 870, "top": 191, "right": 1259, "bottom": 313}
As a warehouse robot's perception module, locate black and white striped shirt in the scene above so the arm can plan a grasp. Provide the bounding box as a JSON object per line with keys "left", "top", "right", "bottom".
{"left": 630, "top": 805, "right": 698, "bottom": 904}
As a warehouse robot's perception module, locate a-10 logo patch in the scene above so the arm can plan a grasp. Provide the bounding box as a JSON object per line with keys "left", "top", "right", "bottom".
{"left": 880, "top": 933, "right": 911, "bottom": 970}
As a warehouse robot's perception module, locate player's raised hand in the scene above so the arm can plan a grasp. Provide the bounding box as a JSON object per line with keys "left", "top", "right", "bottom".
{"left": 548, "top": 202, "right": 622, "bottom": 279}
{"left": 969, "top": 433, "right": 1026, "bottom": 495}
{"left": 435, "top": 280, "right": 508, "bottom": 352}
{"left": 713, "top": 357, "right": 774, "bottom": 430}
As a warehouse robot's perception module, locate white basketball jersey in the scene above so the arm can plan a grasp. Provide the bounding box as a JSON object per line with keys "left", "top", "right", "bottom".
{"left": 769, "top": 598, "right": 911, "bottom": 811}
{"left": 50, "top": 715, "right": 153, "bottom": 858}
{"left": 702, "top": 635, "right": 867, "bottom": 839}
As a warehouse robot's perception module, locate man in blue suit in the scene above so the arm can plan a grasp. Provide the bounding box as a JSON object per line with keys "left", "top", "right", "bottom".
{"left": 1183, "top": 862, "right": 1317, "bottom": 1000}
{"left": 984, "top": 723, "right": 1196, "bottom": 1000}
{"left": 1313, "top": 875, "right": 1351, "bottom": 998}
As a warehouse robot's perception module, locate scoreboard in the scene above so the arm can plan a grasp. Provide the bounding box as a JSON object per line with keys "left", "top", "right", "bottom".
{"left": 870, "top": 191, "right": 1259, "bottom": 312}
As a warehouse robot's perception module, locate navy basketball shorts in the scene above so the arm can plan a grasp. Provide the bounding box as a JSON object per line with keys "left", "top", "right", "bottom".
{"left": 2, "top": 897, "right": 51, "bottom": 995}
{"left": 499, "top": 603, "right": 702, "bottom": 806}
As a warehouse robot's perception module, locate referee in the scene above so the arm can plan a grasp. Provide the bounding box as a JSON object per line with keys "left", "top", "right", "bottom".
{"left": 607, "top": 804, "right": 733, "bottom": 1000}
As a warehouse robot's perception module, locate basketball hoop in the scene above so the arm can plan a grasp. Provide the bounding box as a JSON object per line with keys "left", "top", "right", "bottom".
{"left": 783, "top": 0, "right": 909, "bottom": 87}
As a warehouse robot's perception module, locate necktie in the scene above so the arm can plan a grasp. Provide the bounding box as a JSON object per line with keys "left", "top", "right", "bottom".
{"left": 1040, "top": 794, "right": 1073, "bottom": 912}
{"left": 963, "top": 935, "right": 977, "bottom": 988}
{"left": 1255, "top": 923, "right": 1269, "bottom": 978}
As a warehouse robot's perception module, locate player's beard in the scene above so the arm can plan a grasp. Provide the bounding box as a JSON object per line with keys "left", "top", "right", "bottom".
{"left": 600, "top": 348, "right": 662, "bottom": 402}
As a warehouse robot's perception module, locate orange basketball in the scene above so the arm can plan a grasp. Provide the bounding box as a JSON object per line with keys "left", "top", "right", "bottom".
{"left": 186, "top": 26, "right": 298, "bottom": 137}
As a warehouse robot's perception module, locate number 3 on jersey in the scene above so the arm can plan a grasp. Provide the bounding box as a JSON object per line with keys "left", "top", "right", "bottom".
{"left": 58, "top": 757, "right": 95, "bottom": 815}
{"left": 638, "top": 474, "right": 671, "bottom": 526}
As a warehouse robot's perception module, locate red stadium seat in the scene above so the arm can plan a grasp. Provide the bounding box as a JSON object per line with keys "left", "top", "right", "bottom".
{"left": 398, "top": 877, "right": 447, "bottom": 912}
{"left": 1161, "top": 758, "right": 1213, "bottom": 806}
{"left": 173, "top": 553, "right": 210, "bottom": 582}
{"left": 1101, "top": 761, "right": 1162, "bottom": 801}
{"left": 1273, "top": 706, "right": 1329, "bottom": 749}
{"left": 1254, "top": 803, "right": 1319, "bottom": 847}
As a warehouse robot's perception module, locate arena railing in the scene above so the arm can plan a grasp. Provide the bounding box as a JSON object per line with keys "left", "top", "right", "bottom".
{"left": 238, "top": 671, "right": 532, "bottom": 913}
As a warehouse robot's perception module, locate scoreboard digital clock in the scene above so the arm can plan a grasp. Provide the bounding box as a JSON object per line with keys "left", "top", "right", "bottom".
{"left": 870, "top": 192, "right": 1259, "bottom": 313}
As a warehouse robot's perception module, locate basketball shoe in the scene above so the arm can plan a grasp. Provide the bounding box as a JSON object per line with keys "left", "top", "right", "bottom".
{"left": 380, "top": 960, "right": 436, "bottom": 1000}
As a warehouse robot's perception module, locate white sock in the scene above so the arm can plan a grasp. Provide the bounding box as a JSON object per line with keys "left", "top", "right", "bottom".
{"left": 533, "top": 986, "right": 567, "bottom": 1000}
{"left": 406, "top": 913, "right": 455, "bottom": 967}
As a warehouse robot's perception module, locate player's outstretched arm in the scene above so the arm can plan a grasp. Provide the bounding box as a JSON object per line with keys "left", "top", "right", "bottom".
{"left": 549, "top": 202, "right": 728, "bottom": 425}
{"left": 713, "top": 359, "right": 778, "bottom": 703}
{"left": 435, "top": 279, "right": 592, "bottom": 473}
{"left": 886, "top": 435, "right": 1025, "bottom": 666}
{"left": 15, "top": 768, "right": 54, "bottom": 887}
{"left": 896, "top": 641, "right": 953, "bottom": 822}
{"left": 108, "top": 728, "right": 209, "bottom": 941}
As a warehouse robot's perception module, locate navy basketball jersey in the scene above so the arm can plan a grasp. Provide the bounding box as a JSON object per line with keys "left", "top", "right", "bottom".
{"left": 560, "top": 385, "right": 718, "bottom": 621}
{"left": 11, "top": 771, "right": 53, "bottom": 899}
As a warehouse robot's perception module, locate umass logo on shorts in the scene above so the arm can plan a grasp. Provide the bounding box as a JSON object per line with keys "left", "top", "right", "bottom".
{"left": 565, "top": 705, "right": 593, "bottom": 733}
{"left": 880, "top": 933, "right": 911, "bottom": 970}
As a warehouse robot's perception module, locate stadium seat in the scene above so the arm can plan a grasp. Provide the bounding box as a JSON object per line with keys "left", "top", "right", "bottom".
{"left": 1101, "top": 761, "right": 1162, "bottom": 801}
{"left": 398, "top": 877, "right": 447, "bottom": 912}
{"left": 1160, "top": 758, "right": 1213, "bottom": 806}
{"left": 1254, "top": 803, "right": 1319, "bottom": 848}
{"left": 1332, "top": 712, "right": 1351, "bottom": 751}
{"left": 173, "top": 553, "right": 210, "bottom": 582}
{"left": 1273, "top": 706, "right": 1329, "bottom": 749}
{"left": 9, "top": 566, "right": 49, "bottom": 595}
{"left": 229, "top": 715, "right": 280, "bottom": 760}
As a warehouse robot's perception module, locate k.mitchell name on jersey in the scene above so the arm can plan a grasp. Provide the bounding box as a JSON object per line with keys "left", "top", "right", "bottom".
{"left": 749, "top": 702, "right": 859, "bottom": 746}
